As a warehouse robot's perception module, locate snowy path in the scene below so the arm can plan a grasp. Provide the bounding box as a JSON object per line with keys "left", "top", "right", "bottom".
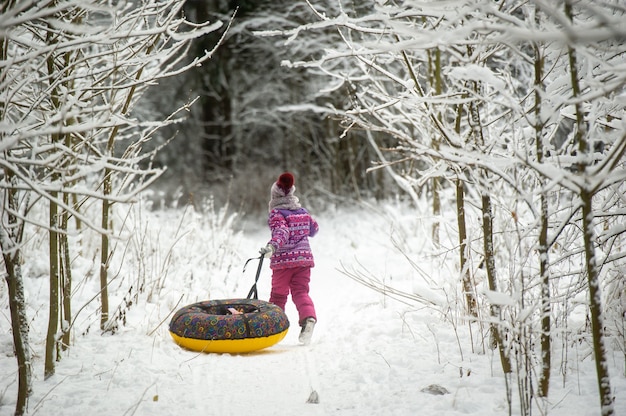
{"left": 2, "top": 204, "right": 625, "bottom": 415}
{"left": 154, "top": 209, "right": 503, "bottom": 416}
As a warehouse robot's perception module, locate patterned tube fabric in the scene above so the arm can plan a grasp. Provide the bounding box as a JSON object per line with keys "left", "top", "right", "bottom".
{"left": 169, "top": 299, "right": 290, "bottom": 341}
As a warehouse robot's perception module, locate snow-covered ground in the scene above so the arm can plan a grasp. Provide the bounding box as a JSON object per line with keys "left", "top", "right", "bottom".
{"left": 1, "top": 198, "right": 625, "bottom": 415}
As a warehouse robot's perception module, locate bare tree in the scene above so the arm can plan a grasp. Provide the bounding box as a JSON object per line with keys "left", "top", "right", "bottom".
{"left": 533, "top": 30, "right": 552, "bottom": 402}
{"left": 276, "top": 1, "right": 626, "bottom": 415}
{"left": 0, "top": 0, "right": 222, "bottom": 413}
{"left": 561, "top": 3, "right": 617, "bottom": 413}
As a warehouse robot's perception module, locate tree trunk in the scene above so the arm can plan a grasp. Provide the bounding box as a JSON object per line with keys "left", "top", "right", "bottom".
{"left": 428, "top": 48, "right": 442, "bottom": 247}
{"left": 467, "top": 76, "right": 511, "bottom": 377}
{"left": 538, "top": 192, "right": 551, "bottom": 397}
{"left": 100, "top": 36, "right": 154, "bottom": 330}
{"left": 3, "top": 256, "right": 31, "bottom": 416}
{"left": 581, "top": 191, "right": 614, "bottom": 416}
{"left": 457, "top": 177, "right": 477, "bottom": 317}
{"left": 100, "top": 183, "right": 111, "bottom": 330}
{"left": 482, "top": 193, "right": 513, "bottom": 375}
{"left": 1, "top": 9, "right": 31, "bottom": 413}
{"left": 188, "top": 0, "right": 235, "bottom": 172}
{"left": 454, "top": 99, "right": 477, "bottom": 317}
{"left": 1, "top": 173, "right": 32, "bottom": 416}
{"left": 45, "top": 191, "right": 60, "bottom": 379}
{"left": 44, "top": 34, "right": 71, "bottom": 371}
{"left": 533, "top": 40, "right": 551, "bottom": 399}
{"left": 61, "top": 192, "right": 72, "bottom": 351}
{"left": 564, "top": 3, "right": 613, "bottom": 413}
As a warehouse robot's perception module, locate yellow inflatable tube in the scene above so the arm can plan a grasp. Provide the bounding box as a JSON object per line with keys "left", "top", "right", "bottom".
{"left": 170, "top": 329, "right": 288, "bottom": 354}
{"left": 169, "top": 298, "right": 290, "bottom": 354}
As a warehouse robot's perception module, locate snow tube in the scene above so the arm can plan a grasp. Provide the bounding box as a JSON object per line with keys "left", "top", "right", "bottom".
{"left": 169, "top": 298, "right": 289, "bottom": 353}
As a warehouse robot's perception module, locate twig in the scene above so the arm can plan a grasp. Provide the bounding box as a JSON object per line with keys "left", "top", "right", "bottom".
{"left": 123, "top": 382, "right": 157, "bottom": 416}
{"left": 147, "top": 294, "right": 184, "bottom": 336}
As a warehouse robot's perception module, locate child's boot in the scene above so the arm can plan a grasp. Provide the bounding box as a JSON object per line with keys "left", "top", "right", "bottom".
{"left": 299, "top": 317, "right": 316, "bottom": 345}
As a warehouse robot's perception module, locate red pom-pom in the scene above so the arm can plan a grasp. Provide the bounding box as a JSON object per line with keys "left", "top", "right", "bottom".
{"left": 277, "top": 172, "right": 295, "bottom": 191}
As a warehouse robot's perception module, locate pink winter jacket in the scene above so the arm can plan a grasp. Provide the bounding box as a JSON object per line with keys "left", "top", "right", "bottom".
{"left": 267, "top": 208, "right": 319, "bottom": 270}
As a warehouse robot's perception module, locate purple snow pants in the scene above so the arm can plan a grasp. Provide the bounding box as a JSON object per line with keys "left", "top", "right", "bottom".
{"left": 269, "top": 266, "right": 316, "bottom": 326}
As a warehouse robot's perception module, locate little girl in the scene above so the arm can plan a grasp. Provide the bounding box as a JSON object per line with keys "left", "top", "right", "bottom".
{"left": 260, "top": 172, "right": 319, "bottom": 345}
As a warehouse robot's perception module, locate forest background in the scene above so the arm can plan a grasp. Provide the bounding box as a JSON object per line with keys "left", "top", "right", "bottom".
{"left": 1, "top": 1, "right": 626, "bottom": 416}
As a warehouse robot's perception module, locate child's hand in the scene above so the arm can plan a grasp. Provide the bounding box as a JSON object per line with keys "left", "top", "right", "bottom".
{"left": 259, "top": 244, "right": 275, "bottom": 257}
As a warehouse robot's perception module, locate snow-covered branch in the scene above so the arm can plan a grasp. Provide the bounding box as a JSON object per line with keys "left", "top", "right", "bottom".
{"left": 1, "top": 0, "right": 221, "bottom": 231}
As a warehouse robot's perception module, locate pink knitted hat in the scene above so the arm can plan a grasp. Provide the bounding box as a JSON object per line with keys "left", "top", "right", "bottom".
{"left": 269, "top": 172, "right": 300, "bottom": 211}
